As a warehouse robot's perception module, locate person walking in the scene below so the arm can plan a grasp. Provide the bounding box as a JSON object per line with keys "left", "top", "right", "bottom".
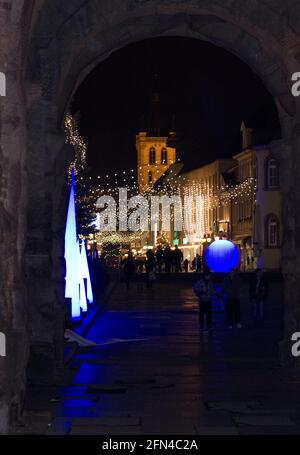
{"left": 195, "top": 253, "right": 202, "bottom": 272}
{"left": 173, "top": 245, "right": 183, "bottom": 272}
{"left": 249, "top": 268, "right": 269, "bottom": 323}
{"left": 183, "top": 258, "right": 189, "bottom": 273}
{"left": 164, "top": 245, "right": 172, "bottom": 273}
{"left": 135, "top": 259, "right": 145, "bottom": 291}
{"left": 155, "top": 245, "right": 164, "bottom": 273}
{"left": 193, "top": 271, "right": 214, "bottom": 331}
{"left": 122, "top": 252, "right": 135, "bottom": 291}
{"left": 146, "top": 248, "right": 156, "bottom": 288}
{"left": 191, "top": 257, "right": 196, "bottom": 271}
{"left": 222, "top": 268, "right": 242, "bottom": 329}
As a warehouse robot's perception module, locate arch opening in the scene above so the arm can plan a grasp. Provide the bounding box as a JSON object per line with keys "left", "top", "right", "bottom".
{"left": 2, "top": 0, "right": 299, "bottom": 433}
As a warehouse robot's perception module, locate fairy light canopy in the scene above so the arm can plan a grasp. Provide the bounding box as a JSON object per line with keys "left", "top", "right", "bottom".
{"left": 64, "top": 112, "right": 258, "bottom": 262}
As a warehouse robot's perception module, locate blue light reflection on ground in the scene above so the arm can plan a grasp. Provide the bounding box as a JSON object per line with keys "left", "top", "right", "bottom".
{"left": 52, "top": 280, "right": 284, "bottom": 428}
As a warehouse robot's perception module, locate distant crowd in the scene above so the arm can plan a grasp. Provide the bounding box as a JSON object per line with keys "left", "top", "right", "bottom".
{"left": 120, "top": 245, "right": 205, "bottom": 289}
{"left": 88, "top": 244, "right": 201, "bottom": 272}
{"left": 123, "top": 245, "right": 204, "bottom": 274}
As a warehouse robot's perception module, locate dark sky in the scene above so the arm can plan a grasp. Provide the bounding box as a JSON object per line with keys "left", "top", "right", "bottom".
{"left": 71, "top": 36, "right": 280, "bottom": 177}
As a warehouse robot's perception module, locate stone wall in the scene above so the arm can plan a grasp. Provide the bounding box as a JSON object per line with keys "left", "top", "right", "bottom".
{"left": 1, "top": 0, "right": 300, "bottom": 432}
{"left": 0, "top": 0, "right": 30, "bottom": 433}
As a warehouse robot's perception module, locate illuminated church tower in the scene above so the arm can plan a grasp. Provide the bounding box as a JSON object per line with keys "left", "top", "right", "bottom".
{"left": 136, "top": 77, "right": 176, "bottom": 193}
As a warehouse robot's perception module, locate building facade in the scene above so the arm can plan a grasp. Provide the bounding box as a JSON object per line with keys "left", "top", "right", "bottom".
{"left": 178, "top": 159, "right": 236, "bottom": 264}
{"left": 224, "top": 146, "right": 281, "bottom": 271}
{"left": 134, "top": 119, "right": 281, "bottom": 272}
{"left": 177, "top": 125, "right": 282, "bottom": 271}
{"left": 252, "top": 145, "right": 281, "bottom": 271}
{"left": 136, "top": 131, "right": 176, "bottom": 193}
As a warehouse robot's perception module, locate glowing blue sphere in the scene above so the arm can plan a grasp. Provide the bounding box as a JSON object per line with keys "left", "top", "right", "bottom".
{"left": 205, "top": 239, "right": 240, "bottom": 272}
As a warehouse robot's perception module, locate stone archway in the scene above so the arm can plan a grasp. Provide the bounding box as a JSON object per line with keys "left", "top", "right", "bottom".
{"left": 1, "top": 0, "right": 300, "bottom": 432}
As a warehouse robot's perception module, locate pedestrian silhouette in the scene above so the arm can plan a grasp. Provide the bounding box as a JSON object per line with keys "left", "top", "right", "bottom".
{"left": 193, "top": 271, "right": 214, "bottom": 331}
{"left": 249, "top": 268, "right": 269, "bottom": 324}
{"left": 173, "top": 245, "right": 183, "bottom": 272}
{"left": 164, "top": 245, "right": 172, "bottom": 273}
{"left": 221, "top": 268, "right": 242, "bottom": 329}
{"left": 122, "top": 252, "right": 135, "bottom": 291}
{"left": 146, "top": 249, "right": 155, "bottom": 288}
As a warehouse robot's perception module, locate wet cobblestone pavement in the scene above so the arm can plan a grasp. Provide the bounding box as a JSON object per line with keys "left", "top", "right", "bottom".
{"left": 19, "top": 276, "right": 300, "bottom": 435}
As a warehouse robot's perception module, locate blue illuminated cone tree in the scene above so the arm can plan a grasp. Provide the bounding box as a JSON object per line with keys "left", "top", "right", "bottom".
{"left": 80, "top": 239, "right": 94, "bottom": 304}
{"left": 65, "top": 167, "right": 90, "bottom": 319}
{"left": 64, "top": 168, "right": 81, "bottom": 319}
{"left": 77, "top": 239, "right": 87, "bottom": 312}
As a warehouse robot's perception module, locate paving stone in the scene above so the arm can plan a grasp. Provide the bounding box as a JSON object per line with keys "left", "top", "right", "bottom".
{"left": 52, "top": 407, "right": 100, "bottom": 418}
{"left": 238, "top": 426, "right": 300, "bottom": 435}
{"left": 46, "top": 418, "right": 72, "bottom": 435}
{"left": 72, "top": 416, "right": 141, "bottom": 426}
{"left": 206, "top": 401, "right": 262, "bottom": 413}
{"left": 141, "top": 417, "right": 197, "bottom": 435}
{"left": 234, "top": 415, "right": 297, "bottom": 427}
{"left": 46, "top": 280, "right": 300, "bottom": 434}
{"left": 115, "top": 379, "right": 156, "bottom": 385}
{"left": 87, "top": 384, "right": 127, "bottom": 393}
{"left": 70, "top": 425, "right": 141, "bottom": 435}
{"left": 195, "top": 425, "right": 239, "bottom": 435}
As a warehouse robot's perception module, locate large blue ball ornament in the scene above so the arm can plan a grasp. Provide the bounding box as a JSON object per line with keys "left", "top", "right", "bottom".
{"left": 205, "top": 239, "right": 240, "bottom": 272}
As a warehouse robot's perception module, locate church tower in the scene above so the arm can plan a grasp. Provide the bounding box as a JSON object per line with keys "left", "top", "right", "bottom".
{"left": 136, "top": 78, "right": 176, "bottom": 193}
{"left": 240, "top": 120, "right": 252, "bottom": 150}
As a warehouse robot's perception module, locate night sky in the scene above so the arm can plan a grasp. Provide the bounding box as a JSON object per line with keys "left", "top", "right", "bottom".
{"left": 71, "top": 37, "right": 281, "bottom": 177}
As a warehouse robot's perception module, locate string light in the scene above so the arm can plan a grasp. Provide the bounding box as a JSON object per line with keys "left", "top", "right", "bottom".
{"left": 65, "top": 112, "right": 257, "bottom": 255}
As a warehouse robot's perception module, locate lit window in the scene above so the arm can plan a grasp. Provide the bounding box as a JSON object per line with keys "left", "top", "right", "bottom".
{"left": 266, "top": 158, "right": 279, "bottom": 189}
{"left": 149, "top": 147, "right": 156, "bottom": 164}
{"left": 148, "top": 171, "right": 153, "bottom": 183}
{"left": 161, "top": 148, "right": 167, "bottom": 164}
{"left": 265, "top": 214, "right": 280, "bottom": 247}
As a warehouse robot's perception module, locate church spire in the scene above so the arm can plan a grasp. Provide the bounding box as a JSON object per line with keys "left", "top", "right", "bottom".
{"left": 240, "top": 120, "right": 252, "bottom": 149}
{"left": 148, "top": 73, "right": 161, "bottom": 136}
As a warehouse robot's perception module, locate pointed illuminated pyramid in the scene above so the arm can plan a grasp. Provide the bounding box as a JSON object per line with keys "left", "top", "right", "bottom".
{"left": 80, "top": 239, "right": 94, "bottom": 304}
{"left": 64, "top": 168, "right": 81, "bottom": 320}
{"left": 77, "top": 239, "right": 87, "bottom": 312}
